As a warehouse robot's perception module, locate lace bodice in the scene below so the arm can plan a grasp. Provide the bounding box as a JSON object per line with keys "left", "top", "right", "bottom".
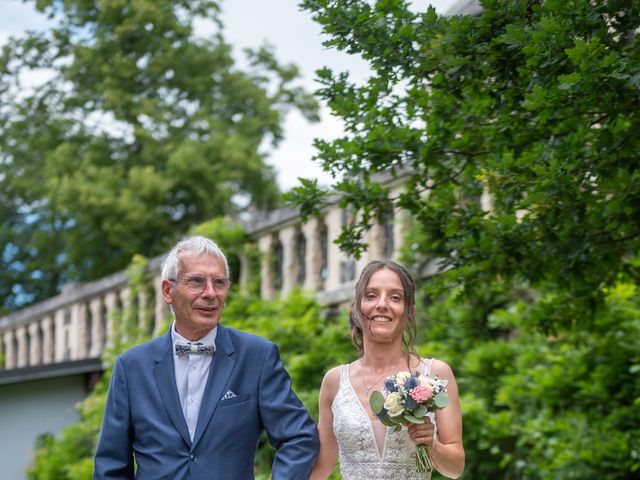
{"left": 332, "top": 359, "right": 434, "bottom": 480}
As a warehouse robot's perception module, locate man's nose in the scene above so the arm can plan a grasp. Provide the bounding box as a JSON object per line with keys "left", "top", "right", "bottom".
{"left": 201, "top": 279, "right": 219, "bottom": 295}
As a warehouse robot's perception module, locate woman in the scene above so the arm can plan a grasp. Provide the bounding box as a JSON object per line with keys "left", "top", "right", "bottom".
{"left": 311, "top": 260, "right": 464, "bottom": 479}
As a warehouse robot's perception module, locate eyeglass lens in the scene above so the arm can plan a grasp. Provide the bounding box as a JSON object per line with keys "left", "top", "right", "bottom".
{"left": 183, "top": 275, "right": 230, "bottom": 293}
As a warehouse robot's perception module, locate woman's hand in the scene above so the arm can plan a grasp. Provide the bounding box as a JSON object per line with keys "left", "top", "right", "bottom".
{"left": 407, "top": 420, "right": 435, "bottom": 448}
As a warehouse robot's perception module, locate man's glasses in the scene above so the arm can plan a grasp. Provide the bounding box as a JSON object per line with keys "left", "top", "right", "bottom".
{"left": 170, "top": 275, "right": 231, "bottom": 294}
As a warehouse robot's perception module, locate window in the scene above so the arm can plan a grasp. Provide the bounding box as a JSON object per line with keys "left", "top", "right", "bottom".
{"left": 297, "top": 231, "right": 306, "bottom": 285}
{"left": 320, "top": 223, "right": 328, "bottom": 282}
{"left": 382, "top": 209, "right": 395, "bottom": 259}
{"left": 273, "top": 239, "right": 283, "bottom": 291}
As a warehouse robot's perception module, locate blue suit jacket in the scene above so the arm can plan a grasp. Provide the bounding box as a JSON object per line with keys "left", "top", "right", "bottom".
{"left": 93, "top": 325, "right": 319, "bottom": 479}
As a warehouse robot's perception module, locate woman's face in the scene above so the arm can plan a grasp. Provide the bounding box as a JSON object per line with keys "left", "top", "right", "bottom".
{"left": 360, "top": 267, "right": 406, "bottom": 342}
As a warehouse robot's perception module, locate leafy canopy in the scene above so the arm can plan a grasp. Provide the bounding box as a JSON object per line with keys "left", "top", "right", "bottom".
{"left": 294, "top": 0, "right": 640, "bottom": 331}
{"left": 0, "top": 0, "right": 319, "bottom": 311}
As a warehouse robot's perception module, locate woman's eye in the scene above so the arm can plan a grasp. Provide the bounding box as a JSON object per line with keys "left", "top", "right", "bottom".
{"left": 390, "top": 295, "right": 403, "bottom": 302}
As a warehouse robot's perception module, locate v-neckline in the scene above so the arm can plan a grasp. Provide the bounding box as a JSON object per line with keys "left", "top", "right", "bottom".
{"left": 345, "top": 364, "right": 389, "bottom": 460}
{"left": 342, "top": 358, "right": 432, "bottom": 461}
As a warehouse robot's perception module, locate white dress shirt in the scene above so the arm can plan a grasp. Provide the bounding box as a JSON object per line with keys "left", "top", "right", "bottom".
{"left": 171, "top": 323, "right": 217, "bottom": 441}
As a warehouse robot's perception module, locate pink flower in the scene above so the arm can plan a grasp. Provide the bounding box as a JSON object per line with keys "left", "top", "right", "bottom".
{"left": 410, "top": 385, "right": 433, "bottom": 403}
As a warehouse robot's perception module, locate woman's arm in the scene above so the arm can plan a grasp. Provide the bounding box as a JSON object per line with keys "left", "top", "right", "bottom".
{"left": 310, "top": 367, "right": 341, "bottom": 480}
{"left": 408, "top": 359, "right": 465, "bottom": 479}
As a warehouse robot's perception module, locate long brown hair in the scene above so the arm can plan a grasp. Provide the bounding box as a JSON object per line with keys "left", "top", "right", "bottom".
{"left": 349, "top": 260, "right": 417, "bottom": 356}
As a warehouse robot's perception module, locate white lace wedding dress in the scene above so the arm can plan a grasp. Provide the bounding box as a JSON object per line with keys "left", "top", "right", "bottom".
{"left": 332, "top": 358, "right": 435, "bottom": 480}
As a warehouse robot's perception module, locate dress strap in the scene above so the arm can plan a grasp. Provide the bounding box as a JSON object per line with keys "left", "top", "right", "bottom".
{"left": 339, "top": 364, "right": 349, "bottom": 384}
{"left": 419, "top": 358, "right": 438, "bottom": 438}
{"left": 419, "top": 357, "right": 434, "bottom": 376}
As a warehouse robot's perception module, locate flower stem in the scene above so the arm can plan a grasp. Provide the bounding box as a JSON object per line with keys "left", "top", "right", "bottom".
{"left": 416, "top": 444, "right": 433, "bottom": 473}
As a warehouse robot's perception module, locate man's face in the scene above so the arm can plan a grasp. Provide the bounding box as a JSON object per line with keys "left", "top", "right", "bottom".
{"left": 162, "top": 252, "right": 229, "bottom": 341}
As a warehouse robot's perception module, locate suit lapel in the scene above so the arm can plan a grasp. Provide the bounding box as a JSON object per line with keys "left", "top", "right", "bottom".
{"left": 192, "top": 324, "right": 235, "bottom": 448}
{"left": 152, "top": 331, "right": 191, "bottom": 446}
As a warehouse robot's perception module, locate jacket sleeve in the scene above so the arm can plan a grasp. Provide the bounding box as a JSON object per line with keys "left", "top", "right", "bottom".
{"left": 258, "top": 343, "right": 320, "bottom": 480}
{"left": 92, "top": 357, "right": 135, "bottom": 480}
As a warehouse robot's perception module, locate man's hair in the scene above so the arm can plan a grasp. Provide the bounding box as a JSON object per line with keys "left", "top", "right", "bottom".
{"left": 161, "top": 236, "right": 229, "bottom": 280}
{"left": 348, "top": 260, "right": 417, "bottom": 355}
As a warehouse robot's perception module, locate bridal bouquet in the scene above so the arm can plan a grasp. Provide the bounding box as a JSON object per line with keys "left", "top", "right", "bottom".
{"left": 369, "top": 371, "right": 449, "bottom": 473}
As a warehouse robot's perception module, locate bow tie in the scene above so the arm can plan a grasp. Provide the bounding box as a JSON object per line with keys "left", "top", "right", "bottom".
{"left": 175, "top": 342, "right": 215, "bottom": 356}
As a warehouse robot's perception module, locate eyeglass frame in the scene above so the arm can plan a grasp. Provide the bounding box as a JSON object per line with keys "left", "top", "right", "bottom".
{"left": 168, "top": 275, "right": 231, "bottom": 294}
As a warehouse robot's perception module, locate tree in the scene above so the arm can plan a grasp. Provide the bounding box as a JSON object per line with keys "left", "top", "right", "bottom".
{"left": 0, "top": 0, "right": 319, "bottom": 311}
{"left": 293, "top": 0, "right": 640, "bottom": 332}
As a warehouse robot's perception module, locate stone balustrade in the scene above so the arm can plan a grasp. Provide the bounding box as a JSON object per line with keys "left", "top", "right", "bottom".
{"left": 250, "top": 183, "right": 408, "bottom": 305}
{"left": 0, "top": 181, "right": 408, "bottom": 373}
{"left": 0, "top": 256, "right": 167, "bottom": 372}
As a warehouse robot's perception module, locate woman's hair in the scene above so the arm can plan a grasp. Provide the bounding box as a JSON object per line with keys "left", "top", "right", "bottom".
{"left": 348, "top": 260, "right": 417, "bottom": 356}
{"left": 161, "top": 236, "right": 229, "bottom": 280}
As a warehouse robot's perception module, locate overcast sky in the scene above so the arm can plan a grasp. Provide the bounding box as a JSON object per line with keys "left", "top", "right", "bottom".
{"left": 0, "top": 0, "right": 453, "bottom": 190}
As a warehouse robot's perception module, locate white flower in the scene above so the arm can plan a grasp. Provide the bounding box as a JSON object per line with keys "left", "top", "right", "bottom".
{"left": 384, "top": 391, "right": 405, "bottom": 417}
{"left": 421, "top": 375, "right": 439, "bottom": 390}
{"left": 395, "top": 371, "right": 412, "bottom": 384}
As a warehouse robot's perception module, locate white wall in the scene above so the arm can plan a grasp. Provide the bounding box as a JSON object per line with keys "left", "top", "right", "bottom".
{"left": 0, "top": 375, "right": 87, "bottom": 479}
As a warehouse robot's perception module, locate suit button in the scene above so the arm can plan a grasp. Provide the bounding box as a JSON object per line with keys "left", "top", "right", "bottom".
{"left": 190, "top": 454, "right": 196, "bottom": 461}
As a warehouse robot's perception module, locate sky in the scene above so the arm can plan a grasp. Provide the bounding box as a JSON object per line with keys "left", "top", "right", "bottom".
{"left": 0, "top": 0, "right": 454, "bottom": 190}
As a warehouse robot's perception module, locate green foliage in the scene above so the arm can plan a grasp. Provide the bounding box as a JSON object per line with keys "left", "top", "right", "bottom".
{"left": 0, "top": 0, "right": 319, "bottom": 312}
{"left": 403, "top": 237, "right": 640, "bottom": 479}
{"left": 297, "top": 0, "right": 640, "bottom": 332}
{"left": 27, "top": 424, "right": 97, "bottom": 480}
{"left": 424, "top": 281, "right": 640, "bottom": 479}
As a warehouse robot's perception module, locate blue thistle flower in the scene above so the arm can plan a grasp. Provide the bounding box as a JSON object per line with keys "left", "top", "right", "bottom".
{"left": 384, "top": 378, "right": 398, "bottom": 392}
{"left": 376, "top": 407, "right": 389, "bottom": 421}
{"left": 404, "top": 376, "right": 419, "bottom": 390}
{"left": 404, "top": 395, "right": 418, "bottom": 412}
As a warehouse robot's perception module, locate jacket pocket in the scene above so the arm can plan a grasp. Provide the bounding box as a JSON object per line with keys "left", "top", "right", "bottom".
{"left": 219, "top": 393, "right": 250, "bottom": 408}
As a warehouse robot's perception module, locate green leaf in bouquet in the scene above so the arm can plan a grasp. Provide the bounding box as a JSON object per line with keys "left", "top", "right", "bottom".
{"left": 434, "top": 392, "right": 449, "bottom": 409}
{"left": 393, "top": 424, "right": 402, "bottom": 432}
{"left": 413, "top": 405, "right": 428, "bottom": 418}
{"left": 404, "top": 414, "right": 425, "bottom": 424}
{"left": 370, "top": 391, "right": 385, "bottom": 414}
{"left": 380, "top": 416, "right": 398, "bottom": 427}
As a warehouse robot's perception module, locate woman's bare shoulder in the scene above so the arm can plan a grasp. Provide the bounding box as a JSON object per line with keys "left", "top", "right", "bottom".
{"left": 320, "top": 364, "right": 343, "bottom": 397}
{"left": 323, "top": 365, "right": 342, "bottom": 381}
{"left": 429, "top": 358, "right": 456, "bottom": 378}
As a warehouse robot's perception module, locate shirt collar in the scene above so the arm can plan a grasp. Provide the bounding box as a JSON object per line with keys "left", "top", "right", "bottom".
{"left": 171, "top": 322, "right": 217, "bottom": 353}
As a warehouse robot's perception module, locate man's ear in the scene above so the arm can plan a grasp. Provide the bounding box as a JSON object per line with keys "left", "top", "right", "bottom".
{"left": 161, "top": 279, "right": 173, "bottom": 304}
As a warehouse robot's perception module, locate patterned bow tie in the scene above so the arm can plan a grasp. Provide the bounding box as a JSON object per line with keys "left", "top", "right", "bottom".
{"left": 175, "top": 342, "right": 215, "bottom": 356}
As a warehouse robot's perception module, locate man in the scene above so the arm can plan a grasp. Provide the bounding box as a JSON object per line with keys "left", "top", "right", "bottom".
{"left": 93, "top": 236, "right": 319, "bottom": 479}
